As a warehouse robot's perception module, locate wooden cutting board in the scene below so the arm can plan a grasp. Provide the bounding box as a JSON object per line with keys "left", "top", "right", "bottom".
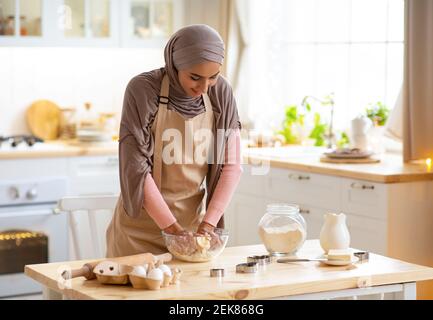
{"left": 26, "top": 100, "right": 61, "bottom": 140}
{"left": 320, "top": 156, "right": 381, "bottom": 164}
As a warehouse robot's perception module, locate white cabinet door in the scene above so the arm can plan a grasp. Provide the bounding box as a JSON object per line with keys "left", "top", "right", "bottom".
{"left": 56, "top": 0, "right": 119, "bottom": 47}
{"left": 340, "top": 178, "right": 388, "bottom": 220}
{"left": 266, "top": 167, "right": 341, "bottom": 210}
{"left": 68, "top": 156, "right": 120, "bottom": 196}
{"left": 119, "top": 0, "right": 180, "bottom": 47}
{"left": 0, "top": 158, "right": 69, "bottom": 179}
{"left": 236, "top": 165, "right": 267, "bottom": 197}
{"left": 296, "top": 205, "right": 326, "bottom": 241}
{"left": 227, "top": 194, "right": 265, "bottom": 247}
{"left": 346, "top": 214, "right": 387, "bottom": 255}
{"left": 0, "top": 0, "right": 44, "bottom": 46}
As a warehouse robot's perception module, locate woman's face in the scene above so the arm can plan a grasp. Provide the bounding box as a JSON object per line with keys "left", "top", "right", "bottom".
{"left": 178, "top": 61, "right": 221, "bottom": 98}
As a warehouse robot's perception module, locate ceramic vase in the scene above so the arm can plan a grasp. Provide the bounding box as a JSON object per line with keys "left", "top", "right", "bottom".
{"left": 319, "top": 213, "right": 351, "bottom": 253}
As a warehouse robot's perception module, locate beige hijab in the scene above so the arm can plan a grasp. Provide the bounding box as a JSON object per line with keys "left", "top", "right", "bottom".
{"left": 119, "top": 25, "right": 241, "bottom": 220}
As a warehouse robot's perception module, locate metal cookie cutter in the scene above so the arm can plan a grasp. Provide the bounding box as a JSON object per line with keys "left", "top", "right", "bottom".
{"left": 354, "top": 251, "right": 370, "bottom": 263}
{"left": 247, "top": 255, "right": 272, "bottom": 265}
{"left": 236, "top": 262, "right": 258, "bottom": 274}
{"left": 210, "top": 268, "right": 225, "bottom": 278}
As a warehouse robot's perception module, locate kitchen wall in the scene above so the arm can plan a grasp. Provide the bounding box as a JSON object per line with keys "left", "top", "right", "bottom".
{"left": 0, "top": 0, "right": 226, "bottom": 136}
{"left": 0, "top": 47, "right": 164, "bottom": 135}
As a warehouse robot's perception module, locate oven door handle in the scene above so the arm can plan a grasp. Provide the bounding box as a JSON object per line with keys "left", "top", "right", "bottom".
{"left": 0, "top": 208, "right": 62, "bottom": 218}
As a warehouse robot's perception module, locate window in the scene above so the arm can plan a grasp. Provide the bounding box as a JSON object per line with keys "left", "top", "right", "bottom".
{"left": 246, "top": 0, "right": 404, "bottom": 132}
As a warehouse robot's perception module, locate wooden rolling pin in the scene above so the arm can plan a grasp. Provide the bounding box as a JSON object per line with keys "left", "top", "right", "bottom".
{"left": 62, "top": 252, "right": 172, "bottom": 280}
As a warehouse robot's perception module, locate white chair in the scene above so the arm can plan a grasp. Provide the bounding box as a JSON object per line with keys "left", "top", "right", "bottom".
{"left": 58, "top": 195, "right": 119, "bottom": 260}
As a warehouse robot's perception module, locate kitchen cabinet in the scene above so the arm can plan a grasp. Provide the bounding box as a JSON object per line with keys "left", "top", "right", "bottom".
{"left": 226, "top": 164, "right": 432, "bottom": 257}
{"left": 225, "top": 193, "right": 264, "bottom": 247}
{"left": 0, "top": 0, "right": 180, "bottom": 47}
{"left": 119, "top": 0, "right": 183, "bottom": 48}
{"left": 0, "top": 0, "right": 42, "bottom": 36}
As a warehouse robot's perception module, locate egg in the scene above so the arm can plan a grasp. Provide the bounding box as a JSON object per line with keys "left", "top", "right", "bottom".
{"left": 158, "top": 264, "right": 172, "bottom": 277}
{"left": 147, "top": 268, "right": 163, "bottom": 281}
{"left": 132, "top": 266, "right": 147, "bottom": 277}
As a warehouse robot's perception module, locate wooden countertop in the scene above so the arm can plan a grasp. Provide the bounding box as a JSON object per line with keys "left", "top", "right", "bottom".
{"left": 0, "top": 140, "right": 118, "bottom": 160}
{"left": 244, "top": 147, "right": 433, "bottom": 183}
{"left": 25, "top": 240, "right": 433, "bottom": 300}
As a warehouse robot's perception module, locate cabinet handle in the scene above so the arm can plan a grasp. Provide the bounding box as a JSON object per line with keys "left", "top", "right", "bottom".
{"left": 288, "top": 174, "right": 311, "bottom": 181}
{"left": 350, "top": 182, "right": 375, "bottom": 190}
{"left": 299, "top": 209, "right": 310, "bottom": 214}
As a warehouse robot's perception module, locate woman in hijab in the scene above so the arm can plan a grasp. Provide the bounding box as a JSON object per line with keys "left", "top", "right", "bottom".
{"left": 106, "top": 25, "right": 242, "bottom": 257}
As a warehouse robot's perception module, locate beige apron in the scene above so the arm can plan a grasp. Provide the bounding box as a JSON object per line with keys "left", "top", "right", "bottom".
{"left": 106, "top": 75, "right": 214, "bottom": 257}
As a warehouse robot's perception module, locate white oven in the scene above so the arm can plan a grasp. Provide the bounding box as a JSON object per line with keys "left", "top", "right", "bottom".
{"left": 0, "top": 177, "right": 68, "bottom": 298}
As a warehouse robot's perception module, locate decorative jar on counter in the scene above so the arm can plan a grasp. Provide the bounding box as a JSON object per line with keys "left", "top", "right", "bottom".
{"left": 258, "top": 204, "right": 307, "bottom": 256}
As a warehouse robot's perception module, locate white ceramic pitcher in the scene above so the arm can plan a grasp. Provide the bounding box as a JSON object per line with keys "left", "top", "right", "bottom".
{"left": 351, "top": 116, "right": 372, "bottom": 150}
{"left": 319, "top": 213, "right": 351, "bottom": 253}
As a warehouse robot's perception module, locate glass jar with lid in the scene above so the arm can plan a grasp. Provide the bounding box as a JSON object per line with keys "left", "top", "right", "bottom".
{"left": 258, "top": 204, "right": 307, "bottom": 256}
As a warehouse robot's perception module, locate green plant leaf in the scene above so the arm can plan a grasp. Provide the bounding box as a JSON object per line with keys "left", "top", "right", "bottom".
{"left": 308, "top": 113, "right": 328, "bottom": 147}
{"left": 365, "top": 101, "right": 390, "bottom": 126}
{"left": 336, "top": 131, "right": 350, "bottom": 148}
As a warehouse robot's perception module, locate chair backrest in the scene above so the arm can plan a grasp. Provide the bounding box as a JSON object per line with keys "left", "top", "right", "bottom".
{"left": 58, "top": 195, "right": 119, "bottom": 260}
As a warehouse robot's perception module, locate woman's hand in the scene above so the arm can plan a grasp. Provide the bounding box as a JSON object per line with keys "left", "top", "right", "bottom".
{"left": 196, "top": 221, "right": 215, "bottom": 235}
{"left": 163, "top": 222, "right": 195, "bottom": 255}
{"left": 196, "top": 221, "right": 223, "bottom": 249}
{"left": 163, "top": 222, "right": 189, "bottom": 235}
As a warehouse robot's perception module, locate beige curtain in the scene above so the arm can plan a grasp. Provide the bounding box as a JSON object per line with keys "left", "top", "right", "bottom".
{"left": 403, "top": 0, "right": 433, "bottom": 162}
{"left": 225, "top": 0, "right": 252, "bottom": 127}
{"left": 385, "top": 87, "right": 403, "bottom": 141}
{"left": 217, "top": 0, "right": 233, "bottom": 77}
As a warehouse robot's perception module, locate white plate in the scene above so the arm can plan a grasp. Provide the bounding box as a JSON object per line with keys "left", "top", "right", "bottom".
{"left": 321, "top": 256, "right": 359, "bottom": 266}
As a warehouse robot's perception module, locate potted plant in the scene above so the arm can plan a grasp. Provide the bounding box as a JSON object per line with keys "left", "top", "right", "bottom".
{"left": 277, "top": 93, "right": 336, "bottom": 147}
{"left": 277, "top": 104, "right": 307, "bottom": 145}
{"left": 364, "top": 101, "right": 390, "bottom": 154}
{"left": 365, "top": 101, "right": 390, "bottom": 127}
{"left": 301, "top": 93, "right": 335, "bottom": 148}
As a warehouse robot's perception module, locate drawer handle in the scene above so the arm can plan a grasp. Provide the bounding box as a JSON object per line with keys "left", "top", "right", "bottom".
{"left": 351, "top": 182, "right": 375, "bottom": 190}
{"left": 299, "top": 209, "right": 310, "bottom": 214}
{"left": 288, "top": 174, "right": 311, "bottom": 181}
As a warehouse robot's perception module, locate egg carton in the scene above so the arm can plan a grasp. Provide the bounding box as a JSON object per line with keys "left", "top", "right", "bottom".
{"left": 94, "top": 260, "right": 182, "bottom": 290}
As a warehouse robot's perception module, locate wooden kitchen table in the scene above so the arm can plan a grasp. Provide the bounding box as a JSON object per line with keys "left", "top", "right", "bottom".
{"left": 25, "top": 240, "right": 433, "bottom": 300}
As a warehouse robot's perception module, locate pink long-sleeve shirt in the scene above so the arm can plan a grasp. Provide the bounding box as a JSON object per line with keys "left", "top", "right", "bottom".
{"left": 143, "top": 129, "right": 242, "bottom": 229}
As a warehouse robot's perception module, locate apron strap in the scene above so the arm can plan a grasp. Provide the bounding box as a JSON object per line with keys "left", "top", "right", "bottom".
{"left": 202, "top": 93, "right": 212, "bottom": 114}
{"left": 153, "top": 75, "right": 170, "bottom": 190}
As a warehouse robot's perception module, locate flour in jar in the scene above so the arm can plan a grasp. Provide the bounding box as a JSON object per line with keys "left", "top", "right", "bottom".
{"left": 259, "top": 223, "right": 306, "bottom": 254}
